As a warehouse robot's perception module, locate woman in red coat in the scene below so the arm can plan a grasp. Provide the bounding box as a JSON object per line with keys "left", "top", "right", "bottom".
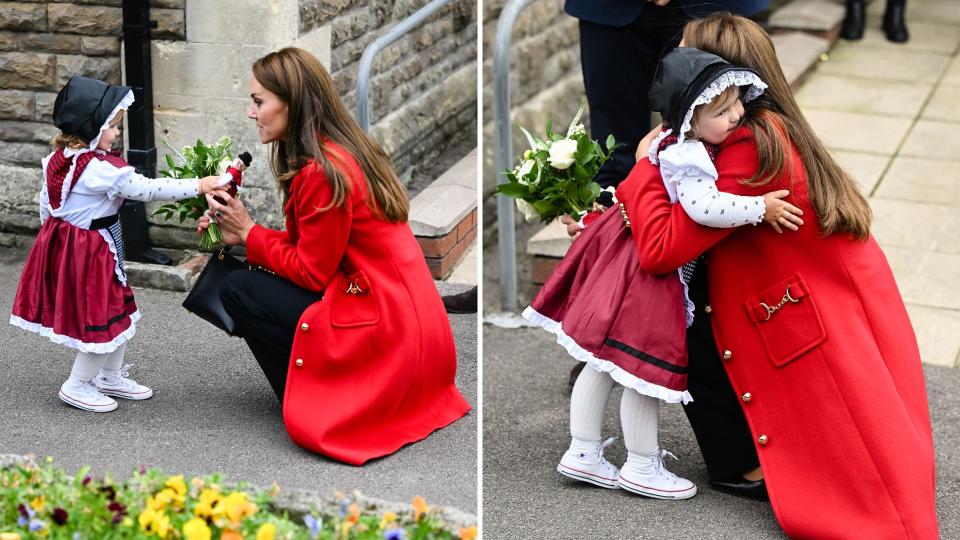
{"left": 617, "top": 14, "right": 938, "bottom": 539}
{"left": 200, "top": 47, "right": 471, "bottom": 465}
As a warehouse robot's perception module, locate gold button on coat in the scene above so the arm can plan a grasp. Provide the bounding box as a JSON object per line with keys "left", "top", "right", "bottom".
{"left": 300, "top": 323, "right": 309, "bottom": 331}
{"left": 758, "top": 434, "right": 768, "bottom": 445}
{"left": 722, "top": 350, "right": 732, "bottom": 360}
{"left": 742, "top": 392, "right": 752, "bottom": 403}
{"left": 704, "top": 305, "right": 713, "bottom": 314}
{"left": 295, "top": 358, "right": 304, "bottom": 367}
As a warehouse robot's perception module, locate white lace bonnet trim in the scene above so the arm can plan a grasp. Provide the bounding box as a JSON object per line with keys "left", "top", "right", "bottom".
{"left": 88, "top": 89, "right": 135, "bottom": 150}
{"left": 677, "top": 70, "right": 767, "bottom": 144}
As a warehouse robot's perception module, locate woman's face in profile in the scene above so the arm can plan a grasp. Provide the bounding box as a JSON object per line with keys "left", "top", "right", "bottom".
{"left": 248, "top": 77, "right": 289, "bottom": 144}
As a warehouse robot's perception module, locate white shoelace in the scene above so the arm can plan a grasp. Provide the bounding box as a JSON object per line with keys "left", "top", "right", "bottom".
{"left": 102, "top": 363, "right": 136, "bottom": 385}
{"left": 594, "top": 437, "right": 617, "bottom": 467}
{"left": 653, "top": 448, "right": 681, "bottom": 484}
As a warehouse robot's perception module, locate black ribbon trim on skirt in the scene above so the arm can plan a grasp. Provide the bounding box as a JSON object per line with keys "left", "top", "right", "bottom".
{"left": 604, "top": 338, "right": 688, "bottom": 374}
{"left": 85, "top": 311, "right": 131, "bottom": 332}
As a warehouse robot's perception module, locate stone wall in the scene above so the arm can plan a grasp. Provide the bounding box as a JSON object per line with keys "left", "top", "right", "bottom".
{"left": 481, "top": 0, "right": 583, "bottom": 228}
{"left": 0, "top": 0, "right": 183, "bottom": 236}
{"left": 0, "top": 0, "right": 477, "bottom": 249}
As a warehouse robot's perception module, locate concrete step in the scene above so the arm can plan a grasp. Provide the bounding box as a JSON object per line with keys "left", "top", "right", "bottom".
{"left": 769, "top": 0, "right": 846, "bottom": 45}
{"left": 410, "top": 148, "right": 478, "bottom": 280}
{"left": 772, "top": 31, "right": 831, "bottom": 88}
{"left": 526, "top": 220, "right": 571, "bottom": 285}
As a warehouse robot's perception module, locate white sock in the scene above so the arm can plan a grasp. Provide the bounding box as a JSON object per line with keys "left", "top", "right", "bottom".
{"left": 68, "top": 351, "right": 110, "bottom": 383}
{"left": 621, "top": 388, "right": 659, "bottom": 457}
{"left": 100, "top": 344, "right": 126, "bottom": 377}
{"left": 570, "top": 365, "right": 614, "bottom": 442}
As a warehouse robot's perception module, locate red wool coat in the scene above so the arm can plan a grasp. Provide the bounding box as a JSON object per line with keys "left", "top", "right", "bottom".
{"left": 245, "top": 144, "right": 471, "bottom": 466}
{"left": 617, "top": 126, "right": 938, "bottom": 539}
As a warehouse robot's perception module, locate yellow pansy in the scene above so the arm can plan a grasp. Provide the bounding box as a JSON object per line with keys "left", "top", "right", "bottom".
{"left": 256, "top": 523, "right": 276, "bottom": 540}
{"left": 379, "top": 511, "right": 398, "bottom": 530}
{"left": 195, "top": 488, "right": 224, "bottom": 519}
{"left": 220, "top": 530, "right": 243, "bottom": 540}
{"left": 29, "top": 495, "right": 45, "bottom": 512}
{"left": 459, "top": 526, "right": 478, "bottom": 540}
{"left": 183, "top": 518, "right": 211, "bottom": 540}
{"left": 138, "top": 508, "right": 171, "bottom": 538}
{"left": 0, "top": 533, "right": 22, "bottom": 540}
{"left": 220, "top": 492, "right": 257, "bottom": 525}
{"left": 164, "top": 475, "right": 187, "bottom": 499}
{"left": 412, "top": 496, "right": 429, "bottom": 522}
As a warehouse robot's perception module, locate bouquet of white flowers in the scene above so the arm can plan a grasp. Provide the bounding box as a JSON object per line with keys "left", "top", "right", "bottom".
{"left": 496, "top": 103, "right": 615, "bottom": 224}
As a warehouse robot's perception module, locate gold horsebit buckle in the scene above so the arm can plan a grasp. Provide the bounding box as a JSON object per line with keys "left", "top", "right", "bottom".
{"left": 759, "top": 285, "right": 799, "bottom": 321}
{"left": 345, "top": 281, "right": 364, "bottom": 295}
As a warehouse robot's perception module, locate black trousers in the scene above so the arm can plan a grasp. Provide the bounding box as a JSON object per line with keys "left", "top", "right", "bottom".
{"left": 219, "top": 269, "right": 324, "bottom": 402}
{"left": 578, "top": 5, "right": 689, "bottom": 189}
{"left": 683, "top": 260, "right": 760, "bottom": 479}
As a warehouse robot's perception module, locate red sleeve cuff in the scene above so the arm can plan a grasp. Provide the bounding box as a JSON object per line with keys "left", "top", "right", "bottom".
{"left": 244, "top": 224, "right": 268, "bottom": 267}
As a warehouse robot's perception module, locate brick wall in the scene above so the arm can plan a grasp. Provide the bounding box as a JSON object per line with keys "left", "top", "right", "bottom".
{"left": 481, "top": 0, "right": 583, "bottom": 228}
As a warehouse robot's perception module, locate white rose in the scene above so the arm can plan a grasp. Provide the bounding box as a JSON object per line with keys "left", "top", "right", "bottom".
{"left": 517, "top": 159, "right": 535, "bottom": 184}
{"left": 548, "top": 138, "right": 578, "bottom": 170}
{"left": 516, "top": 198, "right": 539, "bottom": 223}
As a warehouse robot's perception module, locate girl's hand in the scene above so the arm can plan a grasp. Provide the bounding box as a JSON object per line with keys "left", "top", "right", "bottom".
{"left": 636, "top": 123, "right": 665, "bottom": 162}
{"left": 204, "top": 190, "right": 255, "bottom": 245}
{"left": 762, "top": 190, "right": 804, "bottom": 234}
{"left": 560, "top": 214, "right": 583, "bottom": 240}
{"left": 198, "top": 175, "right": 229, "bottom": 195}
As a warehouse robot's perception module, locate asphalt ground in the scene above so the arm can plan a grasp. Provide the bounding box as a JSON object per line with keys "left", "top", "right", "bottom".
{"left": 0, "top": 246, "right": 478, "bottom": 514}
{"left": 482, "top": 325, "right": 960, "bottom": 539}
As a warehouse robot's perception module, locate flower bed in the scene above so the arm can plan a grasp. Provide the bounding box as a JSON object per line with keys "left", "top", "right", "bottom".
{"left": 0, "top": 457, "right": 477, "bottom": 540}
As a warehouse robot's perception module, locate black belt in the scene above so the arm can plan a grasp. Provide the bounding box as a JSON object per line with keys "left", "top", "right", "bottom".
{"left": 90, "top": 214, "right": 119, "bottom": 230}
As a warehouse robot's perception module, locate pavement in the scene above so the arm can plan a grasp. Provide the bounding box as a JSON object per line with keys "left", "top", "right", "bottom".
{"left": 482, "top": 325, "right": 960, "bottom": 539}
{"left": 0, "top": 246, "right": 478, "bottom": 514}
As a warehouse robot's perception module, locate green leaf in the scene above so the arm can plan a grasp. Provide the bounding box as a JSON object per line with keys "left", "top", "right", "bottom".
{"left": 606, "top": 134, "right": 616, "bottom": 150}
{"left": 496, "top": 182, "right": 530, "bottom": 197}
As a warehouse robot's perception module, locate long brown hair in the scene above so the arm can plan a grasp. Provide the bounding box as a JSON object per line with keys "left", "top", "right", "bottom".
{"left": 252, "top": 47, "right": 408, "bottom": 222}
{"left": 684, "top": 14, "right": 871, "bottom": 240}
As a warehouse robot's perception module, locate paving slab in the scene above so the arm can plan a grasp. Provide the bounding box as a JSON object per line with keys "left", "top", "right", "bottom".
{"left": 855, "top": 16, "right": 960, "bottom": 54}
{"left": 870, "top": 198, "right": 960, "bottom": 254}
{"left": 900, "top": 250, "right": 960, "bottom": 310}
{"left": 943, "top": 55, "right": 960, "bottom": 85}
{"left": 803, "top": 109, "right": 913, "bottom": 154}
{"left": 0, "top": 247, "right": 478, "bottom": 513}
{"left": 831, "top": 150, "right": 890, "bottom": 194}
{"left": 874, "top": 156, "right": 960, "bottom": 204}
{"left": 921, "top": 82, "right": 960, "bottom": 123}
{"left": 905, "top": 303, "right": 960, "bottom": 368}
{"left": 817, "top": 42, "right": 950, "bottom": 83}
{"left": 900, "top": 119, "right": 960, "bottom": 159}
{"left": 795, "top": 73, "right": 932, "bottom": 117}
{"left": 447, "top": 241, "right": 478, "bottom": 286}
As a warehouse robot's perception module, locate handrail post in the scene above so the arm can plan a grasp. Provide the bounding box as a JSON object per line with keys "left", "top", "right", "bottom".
{"left": 493, "top": 0, "right": 534, "bottom": 313}
{"left": 356, "top": 0, "right": 452, "bottom": 133}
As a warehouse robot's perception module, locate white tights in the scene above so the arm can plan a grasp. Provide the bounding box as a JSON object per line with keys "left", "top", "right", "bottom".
{"left": 68, "top": 344, "right": 126, "bottom": 382}
{"left": 570, "top": 364, "right": 659, "bottom": 456}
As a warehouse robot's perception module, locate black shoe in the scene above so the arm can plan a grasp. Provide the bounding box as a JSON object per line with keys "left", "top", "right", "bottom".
{"left": 709, "top": 475, "right": 770, "bottom": 501}
{"left": 441, "top": 286, "right": 477, "bottom": 314}
{"left": 841, "top": 0, "right": 866, "bottom": 40}
{"left": 883, "top": 0, "right": 909, "bottom": 43}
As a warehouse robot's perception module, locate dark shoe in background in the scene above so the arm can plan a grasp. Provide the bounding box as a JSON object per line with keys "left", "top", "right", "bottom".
{"left": 442, "top": 286, "right": 478, "bottom": 314}
{"left": 568, "top": 362, "right": 585, "bottom": 391}
{"left": 841, "top": 0, "right": 866, "bottom": 40}
{"left": 883, "top": 0, "right": 909, "bottom": 42}
{"left": 709, "top": 475, "right": 770, "bottom": 502}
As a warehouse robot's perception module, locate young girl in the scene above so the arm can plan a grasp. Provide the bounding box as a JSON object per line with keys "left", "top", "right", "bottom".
{"left": 523, "top": 48, "right": 803, "bottom": 499}
{"left": 10, "top": 75, "right": 226, "bottom": 413}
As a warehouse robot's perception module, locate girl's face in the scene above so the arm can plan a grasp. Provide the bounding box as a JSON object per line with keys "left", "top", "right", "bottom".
{"left": 97, "top": 112, "right": 122, "bottom": 151}
{"left": 694, "top": 91, "right": 744, "bottom": 145}
{"left": 248, "top": 77, "right": 289, "bottom": 144}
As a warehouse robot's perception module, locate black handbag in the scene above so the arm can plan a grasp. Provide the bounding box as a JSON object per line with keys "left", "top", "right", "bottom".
{"left": 182, "top": 246, "right": 248, "bottom": 335}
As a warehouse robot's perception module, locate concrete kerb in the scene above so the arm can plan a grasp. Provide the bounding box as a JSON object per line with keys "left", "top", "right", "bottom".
{"left": 0, "top": 454, "right": 477, "bottom": 531}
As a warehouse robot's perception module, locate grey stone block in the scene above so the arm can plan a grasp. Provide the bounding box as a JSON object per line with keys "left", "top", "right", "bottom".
{"left": 18, "top": 32, "right": 81, "bottom": 54}
{"left": 0, "top": 90, "right": 35, "bottom": 121}
{"left": 33, "top": 91, "right": 55, "bottom": 122}
{"left": 0, "top": 163, "right": 41, "bottom": 232}
{"left": 3, "top": 141, "right": 49, "bottom": 166}
{"left": 0, "top": 52, "right": 55, "bottom": 90}
{"left": 55, "top": 55, "right": 122, "bottom": 87}
{"left": 769, "top": 0, "right": 845, "bottom": 32}
{"left": 0, "top": 31, "right": 16, "bottom": 51}
{"left": 123, "top": 260, "right": 194, "bottom": 291}
{"left": 526, "top": 220, "right": 570, "bottom": 258}
{"left": 0, "top": 120, "right": 58, "bottom": 143}
{"left": 80, "top": 36, "right": 120, "bottom": 56}
{"left": 0, "top": 2, "right": 46, "bottom": 32}
{"left": 186, "top": 0, "right": 296, "bottom": 46}
{"left": 150, "top": 8, "right": 185, "bottom": 41}
{"left": 46, "top": 4, "right": 122, "bottom": 36}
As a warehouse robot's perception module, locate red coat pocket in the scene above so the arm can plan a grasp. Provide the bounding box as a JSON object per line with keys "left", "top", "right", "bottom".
{"left": 743, "top": 273, "right": 826, "bottom": 368}
{"left": 331, "top": 270, "right": 380, "bottom": 328}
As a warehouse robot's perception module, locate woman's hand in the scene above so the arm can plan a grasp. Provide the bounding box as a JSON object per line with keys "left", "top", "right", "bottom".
{"left": 762, "top": 190, "right": 804, "bottom": 234}
{"left": 636, "top": 124, "right": 665, "bottom": 162}
{"left": 204, "top": 190, "right": 255, "bottom": 245}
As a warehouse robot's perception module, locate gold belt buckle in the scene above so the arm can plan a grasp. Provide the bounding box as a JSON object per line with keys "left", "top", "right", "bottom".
{"left": 759, "top": 285, "right": 799, "bottom": 321}
{"left": 345, "top": 281, "right": 363, "bottom": 295}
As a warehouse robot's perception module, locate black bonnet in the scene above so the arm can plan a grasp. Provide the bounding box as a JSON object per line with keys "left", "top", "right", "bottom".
{"left": 53, "top": 76, "right": 132, "bottom": 144}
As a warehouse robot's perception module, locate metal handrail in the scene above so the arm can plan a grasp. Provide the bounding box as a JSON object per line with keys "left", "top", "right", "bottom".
{"left": 355, "top": 0, "right": 453, "bottom": 132}
{"left": 493, "top": 0, "right": 536, "bottom": 313}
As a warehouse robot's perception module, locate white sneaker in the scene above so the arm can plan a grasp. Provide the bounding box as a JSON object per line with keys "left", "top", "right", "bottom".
{"left": 618, "top": 449, "right": 698, "bottom": 500}
{"left": 59, "top": 378, "right": 118, "bottom": 413}
{"left": 94, "top": 364, "right": 153, "bottom": 400}
{"left": 557, "top": 437, "right": 620, "bottom": 489}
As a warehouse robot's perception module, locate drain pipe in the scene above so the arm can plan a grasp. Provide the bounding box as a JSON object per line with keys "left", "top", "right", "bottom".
{"left": 121, "top": 0, "right": 171, "bottom": 265}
